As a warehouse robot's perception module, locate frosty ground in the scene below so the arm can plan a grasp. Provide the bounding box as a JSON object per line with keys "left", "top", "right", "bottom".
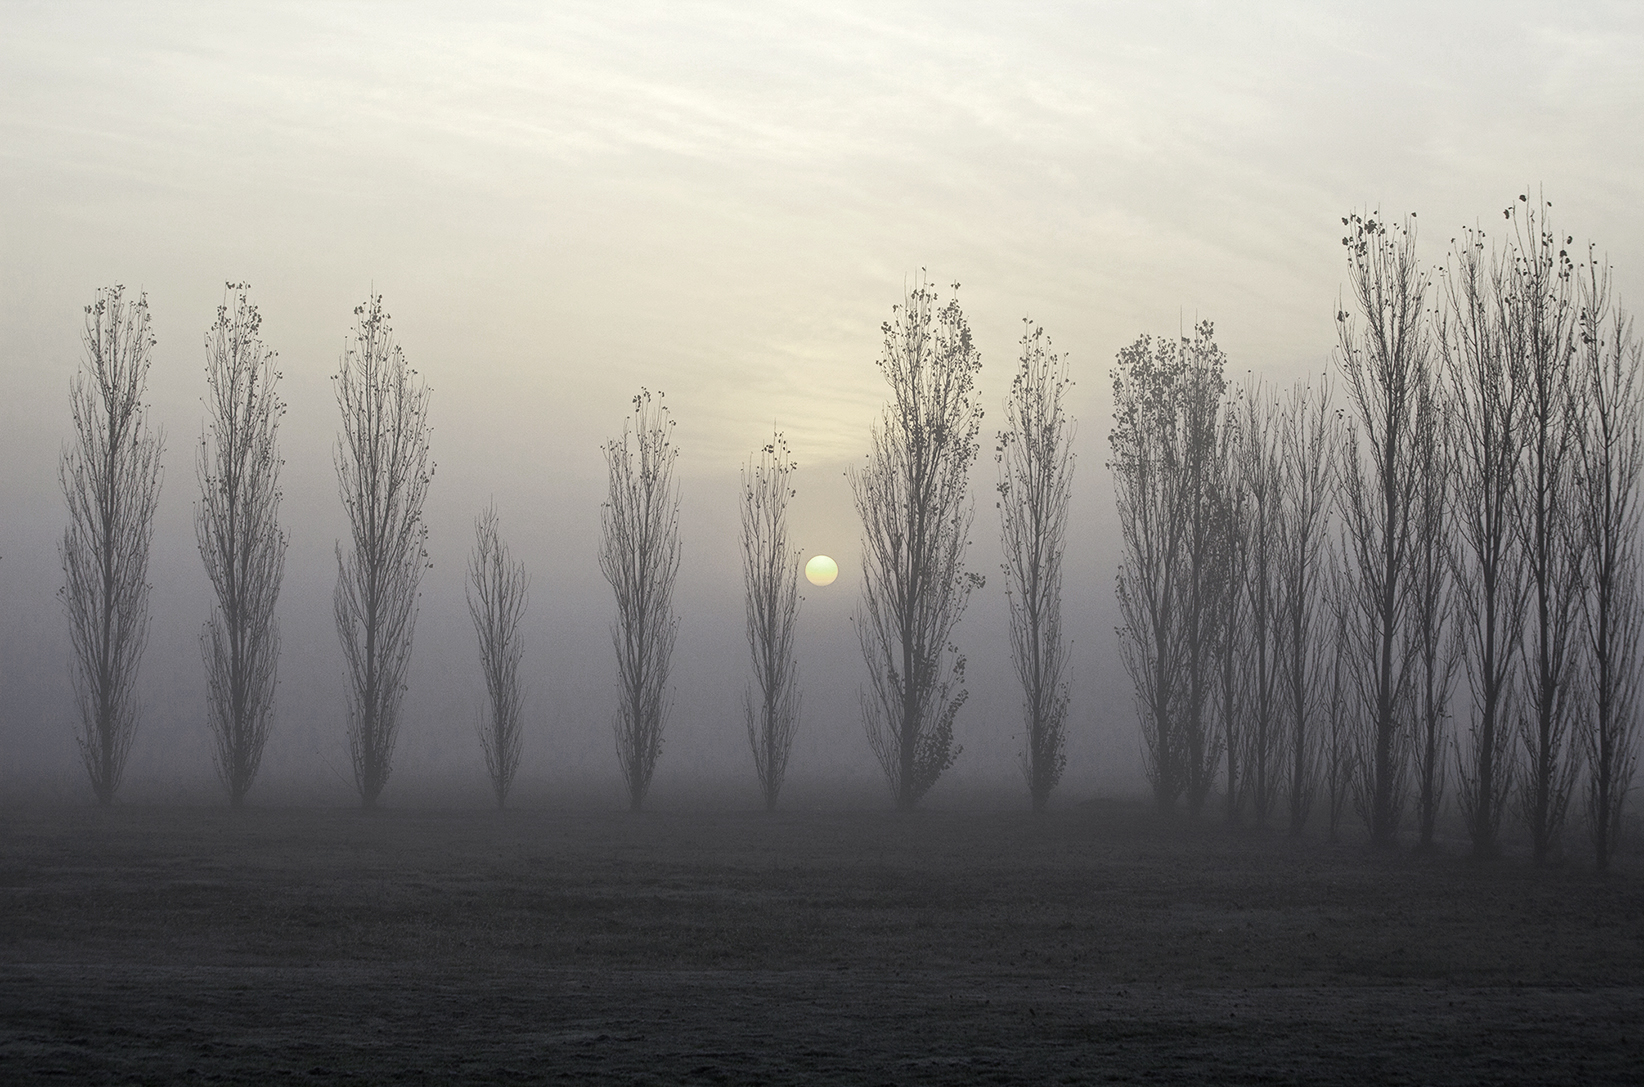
{"left": 1, "top": 799, "right": 1640, "bottom": 1085}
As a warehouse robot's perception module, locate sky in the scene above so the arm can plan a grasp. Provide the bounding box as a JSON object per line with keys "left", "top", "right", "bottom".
{"left": 2, "top": 1, "right": 1642, "bottom": 807}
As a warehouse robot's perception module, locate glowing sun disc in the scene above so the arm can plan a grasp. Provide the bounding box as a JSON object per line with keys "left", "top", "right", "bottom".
{"left": 805, "top": 555, "right": 839, "bottom": 587}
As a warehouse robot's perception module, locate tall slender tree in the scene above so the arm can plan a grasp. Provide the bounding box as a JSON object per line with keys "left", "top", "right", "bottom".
{"left": 1111, "top": 322, "right": 1230, "bottom": 813}
{"left": 1322, "top": 548, "right": 1356, "bottom": 842}
{"left": 333, "top": 295, "right": 433, "bottom": 809}
{"left": 197, "top": 284, "right": 286, "bottom": 808}
{"left": 1406, "top": 372, "right": 1460, "bottom": 849}
{"left": 468, "top": 504, "right": 528, "bottom": 809}
{"left": 854, "top": 278, "right": 983, "bottom": 811}
{"left": 1444, "top": 224, "right": 1528, "bottom": 859}
{"left": 59, "top": 286, "right": 164, "bottom": 805}
{"left": 740, "top": 430, "right": 802, "bottom": 812}
{"left": 600, "top": 388, "right": 682, "bottom": 812}
{"left": 1337, "top": 211, "right": 1430, "bottom": 847}
{"left": 1507, "top": 195, "right": 1585, "bottom": 864}
{"left": 997, "top": 321, "right": 1075, "bottom": 811}
{"left": 1575, "top": 255, "right": 1643, "bottom": 872}
{"left": 1113, "top": 333, "right": 1186, "bottom": 810}
{"left": 1216, "top": 398, "right": 1248, "bottom": 826}
{"left": 1239, "top": 382, "right": 1284, "bottom": 826}
{"left": 1277, "top": 378, "right": 1338, "bottom": 835}
{"left": 1176, "top": 329, "right": 1230, "bottom": 817}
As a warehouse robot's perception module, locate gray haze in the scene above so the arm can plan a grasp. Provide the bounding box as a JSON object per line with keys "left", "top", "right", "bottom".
{"left": 3, "top": 2, "right": 1642, "bottom": 806}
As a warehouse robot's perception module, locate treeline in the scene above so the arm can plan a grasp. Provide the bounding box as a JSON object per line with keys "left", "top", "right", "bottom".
{"left": 52, "top": 277, "right": 1075, "bottom": 817}
{"left": 1113, "top": 196, "right": 1643, "bottom": 871}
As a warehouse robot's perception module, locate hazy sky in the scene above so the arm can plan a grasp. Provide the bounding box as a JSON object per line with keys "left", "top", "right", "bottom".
{"left": 3, "top": 2, "right": 1642, "bottom": 805}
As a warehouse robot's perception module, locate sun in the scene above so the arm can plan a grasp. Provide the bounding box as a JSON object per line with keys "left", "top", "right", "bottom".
{"left": 804, "top": 555, "right": 838, "bottom": 587}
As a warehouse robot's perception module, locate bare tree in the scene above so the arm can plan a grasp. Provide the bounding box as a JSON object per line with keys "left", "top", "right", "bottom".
{"left": 1507, "top": 195, "right": 1585, "bottom": 864}
{"left": 1113, "top": 334, "right": 1185, "bottom": 809}
{"left": 333, "top": 295, "right": 434, "bottom": 809}
{"left": 1216, "top": 400, "right": 1248, "bottom": 826}
{"left": 1276, "top": 378, "right": 1339, "bottom": 836}
{"left": 1406, "top": 375, "right": 1461, "bottom": 849}
{"left": 468, "top": 504, "right": 528, "bottom": 809}
{"left": 1336, "top": 211, "right": 1430, "bottom": 847}
{"left": 196, "top": 284, "right": 286, "bottom": 808}
{"left": 1443, "top": 224, "right": 1528, "bottom": 859}
{"left": 1575, "top": 255, "right": 1643, "bottom": 872}
{"left": 1175, "top": 328, "right": 1230, "bottom": 818}
{"left": 1111, "top": 323, "right": 1230, "bottom": 814}
{"left": 854, "top": 278, "right": 983, "bottom": 811}
{"left": 1238, "top": 382, "right": 1284, "bottom": 827}
{"left": 740, "top": 430, "right": 802, "bottom": 812}
{"left": 1322, "top": 550, "right": 1356, "bottom": 842}
{"left": 59, "top": 286, "right": 164, "bottom": 805}
{"left": 600, "top": 388, "right": 682, "bottom": 812}
{"left": 998, "top": 321, "right": 1076, "bottom": 811}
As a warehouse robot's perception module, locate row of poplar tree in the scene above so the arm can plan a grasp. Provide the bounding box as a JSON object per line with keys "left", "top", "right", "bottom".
{"left": 54, "top": 275, "right": 1079, "bottom": 817}
{"left": 1112, "top": 195, "right": 1643, "bottom": 871}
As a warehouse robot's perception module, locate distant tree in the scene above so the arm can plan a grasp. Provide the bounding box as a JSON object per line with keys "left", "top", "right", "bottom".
{"left": 997, "top": 320, "right": 1075, "bottom": 811}
{"left": 740, "top": 430, "right": 802, "bottom": 812}
{"left": 854, "top": 278, "right": 983, "bottom": 811}
{"left": 468, "top": 504, "right": 528, "bottom": 809}
{"left": 1405, "top": 373, "right": 1461, "bottom": 849}
{"left": 1175, "top": 329, "right": 1230, "bottom": 818}
{"left": 600, "top": 388, "right": 682, "bottom": 812}
{"left": 59, "top": 286, "right": 164, "bottom": 805}
{"left": 1337, "top": 211, "right": 1431, "bottom": 847}
{"left": 1215, "top": 399, "right": 1248, "bottom": 826}
{"left": 1276, "top": 378, "right": 1339, "bottom": 836}
{"left": 333, "top": 295, "right": 434, "bottom": 809}
{"left": 1443, "top": 224, "right": 1528, "bottom": 859}
{"left": 196, "top": 284, "right": 287, "bottom": 808}
{"left": 1238, "top": 382, "right": 1284, "bottom": 827}
{"left": 1322, "top": 551, "right": 1356, "bottom": 842}
{"left": 1574, "top": 255, "right": 1643, "bottom": 873}
{"left": 1507, "top": 195, "right": 1584, "bottom": 865}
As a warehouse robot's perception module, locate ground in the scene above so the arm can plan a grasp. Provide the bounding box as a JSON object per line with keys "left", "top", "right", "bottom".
{"left": 1, "top": 799, "right": 1641, "bottom": 1084}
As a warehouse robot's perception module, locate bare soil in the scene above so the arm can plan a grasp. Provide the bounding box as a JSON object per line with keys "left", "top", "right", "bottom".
{"left": 1, "top": 799, "right": 1641, "bottom": 1084}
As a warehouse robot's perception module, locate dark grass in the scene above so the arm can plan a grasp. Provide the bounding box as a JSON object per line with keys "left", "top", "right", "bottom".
{"left": 1, "top": 799, "right": 1641, "bottom": 1084}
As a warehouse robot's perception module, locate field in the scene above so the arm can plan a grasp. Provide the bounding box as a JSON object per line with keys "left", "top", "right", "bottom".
{"left": 2, "top": 800, "right": 1642, "bottom": 1085}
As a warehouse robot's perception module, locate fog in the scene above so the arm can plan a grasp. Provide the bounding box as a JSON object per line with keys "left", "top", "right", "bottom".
{"left": 3, "top": 1, "right": 1641, "bottom": 808}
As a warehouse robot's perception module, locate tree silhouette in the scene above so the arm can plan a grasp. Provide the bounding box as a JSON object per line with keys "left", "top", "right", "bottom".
{"left": 468, "top": 504, "right": 528, "bottom": 809}
{"left": 1507, "top": 195, "right": 1584, "bottom": 865}
{"left": 1336, "top": 211, "right": 1430, "bottom": 847}
{"left": 1111, "top": 322, "right": 1227, "bottom": 812}
{"left": 740, "top": 430, "right": 802, "bottom": 811}
{"left": 854, "top": 277, "right": 983, "bottom": 811}
{"left": 1443, "top": 223, "right": 1528, "bottom": 859}
{"left": 1575, "top": 254, "right": 1643, "bottom": 873}
{"left": 196, "top": 284, "right": 286, "bottom": 808}
{"left": 59, "top": 286, "right": 164, "bottom": 805}
{"left": 600, "top": 388, "right": 681, "bottom": 812}
{"left": 333, "top": 295, "right": 433, "bottom": 809}
{"left": 997, "top": 321, "right": 1075, "bottom": 811}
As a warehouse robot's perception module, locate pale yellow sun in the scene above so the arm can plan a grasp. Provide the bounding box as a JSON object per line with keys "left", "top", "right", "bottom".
{"left": 804, "top": 555, "right": 838, "bottom": 587}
